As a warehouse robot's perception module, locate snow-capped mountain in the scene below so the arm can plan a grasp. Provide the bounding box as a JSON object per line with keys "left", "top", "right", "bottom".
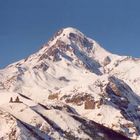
{"left": 0, "top": 27, "right": 140, "bottom": 140}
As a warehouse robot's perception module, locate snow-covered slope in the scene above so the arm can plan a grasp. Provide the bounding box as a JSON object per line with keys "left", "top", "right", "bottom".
{"left": 0, "top": 27, "right": 140, "bottom": 140}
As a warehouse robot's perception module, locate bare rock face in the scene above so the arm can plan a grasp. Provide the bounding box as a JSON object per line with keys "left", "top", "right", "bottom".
{"left": 58, "top": 76, "right": 70, "bottom": 82}
{"left": 69, "top": 32, "right": 93, "bottom": 50}
{"left": 85, "top": 99, "right": 95, "bottom": 109}
{"left": 65, "top": 93, "right": 95, "bottom": 106}
{"left": 63, "top": 93, "right": 96, "bottom": 110}
{"left": 38, "top": 53, "right": 49, "bottom": 61}
{"left": 105, "top": 76, "right": 131, "bottom": 109}
{"left": 103, "top": 56, "right": 111, "bottom": 66}
{"left": 106, "top": 79, "right": 122, "bottom": 97}
{"left": 105, "top": 76, "right": 140, "bottom": 137}
{"left": 48, "top": 93, "right": 59, "bottom": 100}
{"left": 33, "top": 62, "right": 49, "bottom": 71}
{"left": 106, "top": 76, "right": 133, "bottom": 98}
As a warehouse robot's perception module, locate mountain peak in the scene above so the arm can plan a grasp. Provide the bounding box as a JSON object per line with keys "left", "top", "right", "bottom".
{"left": 1, "top": 27, "right": 140, "bottom": 139}
{"left": 56, "top": 27, "right": 84, "bottom": 35}
{"left": 62, "top": 27, "right": 84, "bottom": 36}
{"left": 35, "top": 27, "right": 107, "bottom": 75}
{"left": 45, "top": 27, "right": 87, "bottom": 47}
{"left": 62, "top": 27, "right": 81, "bottom": 33}
{"left": 19, "top": 27, "right": 114, "bottom": 75}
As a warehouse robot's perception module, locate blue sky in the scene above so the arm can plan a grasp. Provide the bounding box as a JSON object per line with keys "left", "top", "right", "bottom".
{"left": 0, "top": 0, "right": 140, "bottom": 68}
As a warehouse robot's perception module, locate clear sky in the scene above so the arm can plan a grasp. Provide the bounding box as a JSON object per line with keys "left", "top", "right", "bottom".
{"left": 0, "top": 0, "right": 140, "bottom": 68}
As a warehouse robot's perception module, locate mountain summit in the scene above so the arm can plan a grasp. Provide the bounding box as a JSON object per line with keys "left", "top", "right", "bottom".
{"left": 0, "top": 27, "right": 140, "bottom": 140}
